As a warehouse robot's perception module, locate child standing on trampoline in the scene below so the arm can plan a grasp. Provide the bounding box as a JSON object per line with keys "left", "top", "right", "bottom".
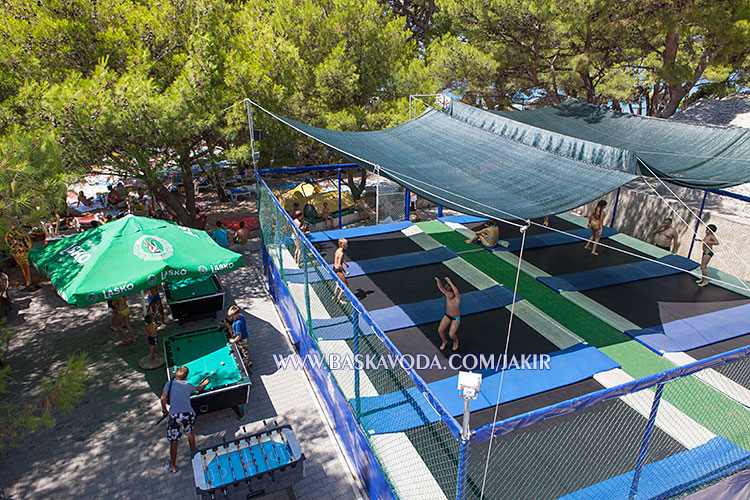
{"left": 585, "top": 200, "right": 607, "bottom": 255}
{"left": 696, "top": 224, "right": 719, "bottom": 287}
{"left": 334, "top": 238, "right": 350, "bottom": 304}
{"left": 436, "top": 277, "right": 461, "bottom": 351}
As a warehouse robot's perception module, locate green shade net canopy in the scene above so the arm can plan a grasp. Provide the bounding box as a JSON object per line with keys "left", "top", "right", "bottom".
{"left": 29, "top": 215, "right": 243, "bottom": 307}
{"left": 252, "top": 99, "right": 639, "bottom": 220}
{"left": 492, "top": 99, "right": 750, "bottom": 190}
{"left": 252, "top": 98, "right": 750, "bottom": 219}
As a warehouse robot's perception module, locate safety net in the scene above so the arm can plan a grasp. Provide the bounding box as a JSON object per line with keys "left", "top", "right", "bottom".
{"left": 492, "top": 100, "right": 750, "bottom": 190}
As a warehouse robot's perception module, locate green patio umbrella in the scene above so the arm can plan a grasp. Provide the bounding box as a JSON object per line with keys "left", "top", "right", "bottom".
{"left": 29, "top": 215, "right": 243, "bottom": 307}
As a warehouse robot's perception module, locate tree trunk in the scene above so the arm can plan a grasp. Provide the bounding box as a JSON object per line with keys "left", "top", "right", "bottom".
{"left": 346, "top": 168, "right": 368, "bottom": 200}
{"left": 179, "top": 152, "right": 196, "bottom": 226}
{"left": 152, "top": 182, "right": 192, "bottom": 226}
{"left": 207, "top": 148, "right": 229, "bottom": 202}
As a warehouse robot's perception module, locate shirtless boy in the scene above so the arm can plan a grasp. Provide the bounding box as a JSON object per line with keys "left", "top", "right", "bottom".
{"left": 147, "top": 284, "right": 166, "bottom": 327}
{"left": 333, "top": 238, "right": 350, "bottom": 304}
{"left": 696, "top": 224, "right": 719, "bottom": 287}
{"left": 466, "top": 220, "right": 501, "bottom": 248}
{"left": 322, "top": 202, "right": 333, "bottom": 230}
{"left": 144, "top": 314, "right": 162, "bottom": 361}
{"left": 436, "top": 277, "right": 461, "bottom": 351}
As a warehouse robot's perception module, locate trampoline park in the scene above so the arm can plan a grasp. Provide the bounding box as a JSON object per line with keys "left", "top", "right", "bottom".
{"left": 251, "top": 98, "right": 750, "bottom": 500}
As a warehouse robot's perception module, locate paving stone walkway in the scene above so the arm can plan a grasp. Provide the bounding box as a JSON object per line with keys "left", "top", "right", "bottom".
{"left": 0, "top": 242, "right": 363, "bottom": 500}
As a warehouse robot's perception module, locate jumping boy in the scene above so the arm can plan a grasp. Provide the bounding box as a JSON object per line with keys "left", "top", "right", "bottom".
{"left": 333, "top": 238, "right": 350, "bottom": 304}
{"left": 435, "top": 276, "right": 461, "bottom": 351}
{"left": 696, "top": 224, "right": 719, "bottom": 287}
{"left": 144, "top": 314, "right": 162, "bottom": 361}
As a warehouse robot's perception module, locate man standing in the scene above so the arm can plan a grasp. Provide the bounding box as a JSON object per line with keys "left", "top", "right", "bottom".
{"left": 653, "top": 218, "right": 678, "bottom": 252}
{"left": 227, "top": 305, "right": 251, "bottom": 372}
{"left": 160, "top": 366, "right": 209, "bottom": 473}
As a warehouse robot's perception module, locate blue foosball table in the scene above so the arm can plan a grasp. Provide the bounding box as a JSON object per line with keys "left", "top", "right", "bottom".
{"left": 191, "top": 423, "right": 305, "bottom": 499}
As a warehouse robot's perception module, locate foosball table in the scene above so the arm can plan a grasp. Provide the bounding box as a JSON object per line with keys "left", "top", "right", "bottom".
{"left": 191, "top": 422, "right": 305, "bottom": 499}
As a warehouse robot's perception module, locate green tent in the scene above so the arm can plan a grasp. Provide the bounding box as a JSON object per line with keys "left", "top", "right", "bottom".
{"left": 29, "top": 215, "right": 242, "bottom": 307}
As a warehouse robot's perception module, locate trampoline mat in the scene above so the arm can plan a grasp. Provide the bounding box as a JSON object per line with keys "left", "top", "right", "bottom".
{"left": 583, "top": 273, "right": 749, "bottom": 328}
{"left": 687, "top": 333, "right": 750, "bottom": 391}
{"left": 347, "top": 262, "right": 477, "bottom": 311}
{"left": 468, "top": 378, "right": 605, "bottom": 426}
{"left": 405, "top": 396, "right": 685, "bottom": 500}
{"left": 465, "top": 216, "right": 580, "bottom": 241}
{"left": 314, "top": 231, "right": 423, "bottom": 263}
{"left": 384, "top": 309, "right": 559, "bottom": 383}
{"left": 518, "top": 238, "right": 651, "bottom": 277}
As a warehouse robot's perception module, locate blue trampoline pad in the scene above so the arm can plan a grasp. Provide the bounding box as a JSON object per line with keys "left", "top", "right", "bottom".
{"left": 308, "top": 220, "right": 413, "bottom": 242}
{"left": 625, "top": 302, "right": 750, "bottom": 354}
{"left": 538, "top": 254, "right": 698, "bottom": 292}
{"left": 557, "top": 436, "right": 750, "bottom": 500}
{"left": 353, "top": 343, "right": 619, "bottom": 435}
{"left": 499, "top": 227, "right": 617, "bottom": 252}
{"left": 283, "top": 246, "right": 457, "bottom": 283}
{"left": 437, "top": 214, "right": 488, "bottom": 224}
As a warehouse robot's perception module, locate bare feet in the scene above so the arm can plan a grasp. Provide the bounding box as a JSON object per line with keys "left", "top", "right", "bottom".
{"left": 698, "top": 280, "right": 708, "bottom": 287}
{"left": 591, "top": 251, "right": 599, "bottom": 256}
{"left": 452, "top": 340, "right": 459, "bottom": 351}
{"left": 439, "top": 340, "right": 448, "bottom": 350}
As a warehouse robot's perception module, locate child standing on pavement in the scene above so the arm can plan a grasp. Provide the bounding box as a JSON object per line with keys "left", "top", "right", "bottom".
{"left": 144, "top": 314, "right": 162, "bottom": 361}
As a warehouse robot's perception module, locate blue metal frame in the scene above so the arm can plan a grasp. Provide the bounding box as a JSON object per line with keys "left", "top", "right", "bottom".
{"left": 629, "top": 384, "right": 664, "bottom": 500}
{"left": 257, "top": 163, "right": 358, "bottom": 175}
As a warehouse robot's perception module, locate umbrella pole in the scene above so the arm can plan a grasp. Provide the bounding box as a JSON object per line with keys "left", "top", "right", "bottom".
{"left": 141, "top": 290, "right": 147, "bottom": 319}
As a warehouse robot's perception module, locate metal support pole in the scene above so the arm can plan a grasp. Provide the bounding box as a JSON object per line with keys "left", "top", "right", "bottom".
{"left": 629, "top": 384, "right": 665, "bottom": 500}
{"left": 353, "top": 309, "right": 361, "bottom": 418}
{"left": 375, "top": 167, "right": 380, "bottom": 224}
{"left": 246, "top": 100, "right": 258, "bottom": 175}
{"left": 609, "top": 187, "right": 621, "bottom": 227}
{"left": 274, "top": 203, "right": 284, "bottom": 281}
{"left": 438, "top": 205, "right": 443, "bottom": 218}
{"left": 302, "top": 244, "right": 312, "bottom": 336}
{"left": 404, "top": 189, "right": 411, "bottom": 221}
{"left": 337, "top": 168, "right": 342, "bottom": 229}
{"left": 456, "top": 398, "right": 472, "bottom": 500}
{"left": 688, "top": 190, "right": 708, "bottom": 258}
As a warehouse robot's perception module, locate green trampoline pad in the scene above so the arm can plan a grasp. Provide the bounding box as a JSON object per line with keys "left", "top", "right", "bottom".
{"left": 164, "top": 328, "right": 242, "bottom": 390}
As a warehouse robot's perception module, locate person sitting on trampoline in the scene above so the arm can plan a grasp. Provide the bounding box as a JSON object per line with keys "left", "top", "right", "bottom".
{"left": 333, "top": 238, "right": 350, "bottom": 304}
{"left": 696, "top": 224, "right": 719, "bottom": 287}
{"left": 585, "top": 200, "right": 607, "bottom": 255}
{"left": 465, "top": 219, "right": 505, "bottom": 248}
{"left": 435, "top": 277, "right": 461, "bottom": 351}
